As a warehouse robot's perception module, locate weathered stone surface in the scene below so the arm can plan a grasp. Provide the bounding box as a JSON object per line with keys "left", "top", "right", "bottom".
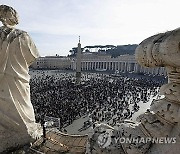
{"left": 88, "top": 27, "right": 180, "bottom": 154}
{"left": 0, "top": 5, "right": 42, "bottom": 153}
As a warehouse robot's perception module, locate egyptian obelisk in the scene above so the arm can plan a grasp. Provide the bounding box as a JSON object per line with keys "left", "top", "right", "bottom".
{"left": 76, "top": 36, "right": 82, "bottom": 84}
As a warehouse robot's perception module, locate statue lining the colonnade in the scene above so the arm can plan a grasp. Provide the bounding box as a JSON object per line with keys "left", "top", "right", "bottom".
{"left": 0, "top": 5, "right": 41, "bottom": 152}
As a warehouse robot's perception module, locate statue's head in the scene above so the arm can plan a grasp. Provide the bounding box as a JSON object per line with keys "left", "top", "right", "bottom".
{"left": 0, "top": 5, "right": 19, "bottom": 28}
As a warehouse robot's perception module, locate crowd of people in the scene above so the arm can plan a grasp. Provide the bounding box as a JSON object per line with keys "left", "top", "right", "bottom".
{"left": 30, "top": 70, "right": 166, "bottom": 130}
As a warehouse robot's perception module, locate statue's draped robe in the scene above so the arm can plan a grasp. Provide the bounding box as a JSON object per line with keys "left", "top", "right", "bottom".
{"left": 0, "top": 26, "right": 39, "bottom": 141}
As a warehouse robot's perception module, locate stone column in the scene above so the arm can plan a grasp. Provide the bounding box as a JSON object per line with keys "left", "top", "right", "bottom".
{"left": 124, "top": 62, "right": 127, "bottom": 73}
{"left": 111, "top": 62, "right": 114, "bottom": 70}
{"left": 100, "top": 62, "right": 102, "bottom": 69}
{"left": 86, "top": 62, "right": 88, "bottom": 70}
{"left": 94, "top": 62, "right": 97, "bottom": 70}
{"left": 120, "top": 62, "right": 123, "bottom": 72}
{"left": 128, "top": 63, "right": 130, "bottom": 72}
{"left": 114, "top": 62, "right": 117, "bottom": 70}
{"left": 84, "top": 62, "right": 86, "bottom": 70}
{"left": 131, "top": 63, "right": 135, "bottom": 72}
{"left": 117, "top": 62, "right": 120, "bottom": 70}
{"left": 88, "top": 62, "right": 90, "bottom": 70}
{"left": 109, "top": 62, "right": 111, "bottom": 70}
{"left": 92, "top": 62, "right": 94, "bottom": 70}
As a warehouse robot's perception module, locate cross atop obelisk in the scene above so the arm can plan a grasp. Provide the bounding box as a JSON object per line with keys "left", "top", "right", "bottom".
{"left": 76, "top": 36, "right": 82, "bottom": 84}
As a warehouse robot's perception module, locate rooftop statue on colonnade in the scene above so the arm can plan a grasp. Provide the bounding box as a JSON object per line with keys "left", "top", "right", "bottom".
{"left": 88, "top": 27, "right": 180, "bottom": 154}
{"left": 0, "top": 5, "right": 42, "bottom": 153}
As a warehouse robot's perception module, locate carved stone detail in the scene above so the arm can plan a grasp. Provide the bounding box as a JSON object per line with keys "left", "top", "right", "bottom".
{"left": 0, "top": 5, "right": 42, "bottom": 152}
{"left": 89, "top": 27, "right": 180, "bottom": 154}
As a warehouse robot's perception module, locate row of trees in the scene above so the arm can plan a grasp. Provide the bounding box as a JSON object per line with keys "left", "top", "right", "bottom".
{"left": 69, "top": 44, "right": 138, "bottom": 58}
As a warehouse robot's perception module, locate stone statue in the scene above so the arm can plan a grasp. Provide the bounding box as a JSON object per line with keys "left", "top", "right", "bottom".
{"left": 88, "top": 27, "right": 180, "bottom": 154}
{"left": 0, "top": 5, "right": 41, "bottom": 152}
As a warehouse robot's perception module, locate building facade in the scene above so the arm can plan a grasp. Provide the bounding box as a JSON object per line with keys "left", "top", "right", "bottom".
{"left": 31, "top": 56, "right": 71, "bottom": 70}
{"left": 31, "top": 54, "right": 166, "bottom": 76}
{"left": 71, "top": 53, "right": 166, "bottom": 76}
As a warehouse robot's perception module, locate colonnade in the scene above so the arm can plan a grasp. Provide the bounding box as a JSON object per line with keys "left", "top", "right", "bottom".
{"left": 71, "top": 61, "right": 167, "bottom": 76}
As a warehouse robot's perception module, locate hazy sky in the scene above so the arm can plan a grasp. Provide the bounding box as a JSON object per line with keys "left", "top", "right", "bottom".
{"left": 0, "top": 0, "right": 179, "bottom": 56}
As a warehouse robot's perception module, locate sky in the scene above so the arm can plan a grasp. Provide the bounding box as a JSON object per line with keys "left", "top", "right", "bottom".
{"left": 0, "top": 0, "right": 179, "bottom": 56}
